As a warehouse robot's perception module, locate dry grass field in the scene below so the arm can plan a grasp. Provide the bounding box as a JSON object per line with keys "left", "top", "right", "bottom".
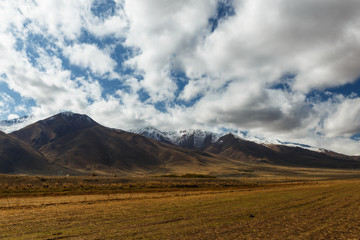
{"left": 1, "top": 174, "right": 360, "bottom": 239}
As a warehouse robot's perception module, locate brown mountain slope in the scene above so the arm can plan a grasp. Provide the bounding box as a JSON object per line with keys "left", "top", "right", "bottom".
{"left": 10, "top": 113, "right": 236, "bottom": 175}
{"left": 0, "top": 131, "right": 74, "bottom": 174}
{"left": 206, "top": 134, "right": 360, "bottom": 169}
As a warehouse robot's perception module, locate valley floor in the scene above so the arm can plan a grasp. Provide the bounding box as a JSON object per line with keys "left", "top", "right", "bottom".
{"left": 1, "top": 178, "right": 360, "bottom": 239}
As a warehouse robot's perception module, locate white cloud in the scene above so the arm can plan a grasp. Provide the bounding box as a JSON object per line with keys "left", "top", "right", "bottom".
{"left": 87, "top": 15, "right": 128, "bottom": 38}
{"left": 7, "top": 114, "right": 19, "bottom": 120}
{"left": 64, "top": 43, "right": 117, "bottom": 77}
{"left": 178, "top": 76, "right": 226, "bottom": 102}
{"left": 178, "top": 80, "right": 204, "bottom": 102}
{"left": 0, "top": 33, "right": 104, "bottom": 122}
{"left": 16, "top": 0, "right": 90, "bottom": 41}
{"left": 86, "top": 89, "right": 169, "bottom": 130}
{"left": 123, "top": 0, "right": 218, "bottom": 102}
{"left": 187, "top": 80, "right": 314, "bottom": 134}
{"left": 324, "top": 97, "right": 360, "bottom": 137}
{"left": 0, "top": 0, "right": 122, "bottom": 124}
{"left": 14, "top": 104, "right": 27, "bottom": 114}
{"left": 0, "top": 93, "right": 14, "bottom": 105}
{"left": 179, "top": 0, "right": 360, "bottom": 93}
{"left": 0, "top": 93, "right": 14, "bottom": 117}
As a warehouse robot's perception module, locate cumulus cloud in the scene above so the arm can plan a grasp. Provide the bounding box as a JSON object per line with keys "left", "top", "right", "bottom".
{"left": 7, "top": 114, "right": 19, "bottom": 120}
{"left": 324, "top": 97, "right": 360, "bottom": 137}
{"left": 16, "top": 1, "right": 90, "bottom": 41}
{"left": 123, "top": 0, "right": 218, "bottom": 101}
{"left": 87, "top": 88, "right": 168, "bottom": 130}
{"left": 178, "top": 76, "right": 227, "bottom": 102}
{"left": 64, "top": 44, "right": 117, "bottom": 77}
{"left": 188, "top": 80, "right": 314, "bottom": 134}
{"left": 0, "top": 0, "right": 123, "bottom": 119}
{"left": 0, "top": 93, "right": 14, "bottom": 115}
{"left": 179, "top": 0, "right": 360, "bottom": 92}
{"left": 11, "top": 0, "right": 127, "bottom": 42}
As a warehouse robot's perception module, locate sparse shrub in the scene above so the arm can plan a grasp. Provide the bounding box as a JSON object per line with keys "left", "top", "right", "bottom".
{"left": 37, "top": 176, "right": 46, "bottom": 182}
{"left": 181, "top": 174, "right": 216, "bottom": 179}
{"left": 159, "top": 173, "right": 216, "bottom": 178}
{"left": 160, "top": 174, "right": 179, "bottom": 178}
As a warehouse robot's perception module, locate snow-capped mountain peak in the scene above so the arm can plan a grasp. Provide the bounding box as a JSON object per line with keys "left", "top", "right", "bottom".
{"left": 131, "top": 127, "right": 173, "bottom": 144}
{"left": 130, "top": 127, "right": 221, "bottom": 150}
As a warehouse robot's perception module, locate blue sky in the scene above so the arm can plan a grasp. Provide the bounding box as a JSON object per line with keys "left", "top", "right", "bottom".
{"left": 0, "top": 0, "right": 360, "bottom": 155}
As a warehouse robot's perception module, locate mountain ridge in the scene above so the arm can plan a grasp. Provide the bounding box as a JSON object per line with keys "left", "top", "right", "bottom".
{"left": 206, "top": 133, "right": 360, "bottom": 169}
{"left": 131, "top": 127, "right": 325, "bottom": 153}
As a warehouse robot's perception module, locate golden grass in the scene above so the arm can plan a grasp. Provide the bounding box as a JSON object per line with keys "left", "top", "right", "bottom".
{"left": 1, "top": 179, "right": 360, "bottom": 239}
{"left": 0, "top": 175, "right": 264, "bottom": 198}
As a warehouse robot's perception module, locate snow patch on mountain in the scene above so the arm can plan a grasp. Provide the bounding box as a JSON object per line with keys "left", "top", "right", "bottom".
{"left": 130, "top": 127, "right": 221, "bottom": 149}
{"left": 210, "top": 131, "right": 323, "bottom": 152}
{"left": 131, "top": 127, "right": 173, "bottom": 144}
{"left": 230, "top": 131, "right": 322, "bottom": 152}
{"left": 176, "top": 129, "right": 221, "bottom": 149}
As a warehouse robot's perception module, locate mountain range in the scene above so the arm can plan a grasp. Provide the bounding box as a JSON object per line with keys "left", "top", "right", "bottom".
{"left": 1, "top": 112, "right": 360, "bottom": 176}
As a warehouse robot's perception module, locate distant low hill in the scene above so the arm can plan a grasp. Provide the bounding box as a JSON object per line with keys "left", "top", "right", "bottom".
{"left": 205, "top": 133, "right": 360, "bottom": 169}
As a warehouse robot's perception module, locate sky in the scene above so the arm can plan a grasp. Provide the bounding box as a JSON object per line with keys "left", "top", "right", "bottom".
{"left": 0, "top": 0, "right": 360, "bottom": 155}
